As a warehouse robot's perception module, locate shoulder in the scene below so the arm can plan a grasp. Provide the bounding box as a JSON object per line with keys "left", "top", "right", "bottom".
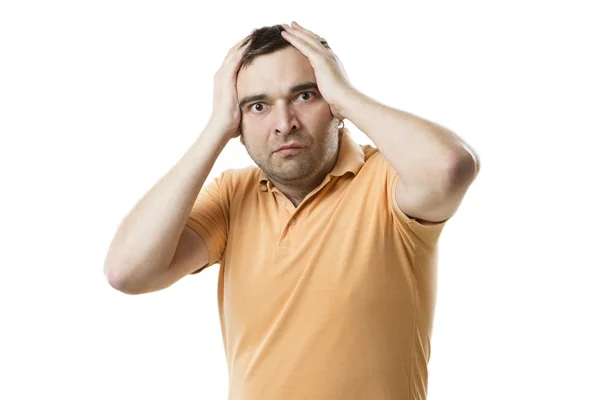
{"left": 211, "top": 165, "right": 263, "bottom": 199}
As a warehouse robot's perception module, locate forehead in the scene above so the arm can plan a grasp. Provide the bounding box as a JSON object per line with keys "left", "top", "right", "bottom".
{"left": 236, "top": 46, "right": 316, "bottom": 96}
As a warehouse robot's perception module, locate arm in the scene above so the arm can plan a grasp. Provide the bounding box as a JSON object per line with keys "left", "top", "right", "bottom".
{"left": 279, "top": 22, "right": 480, "bottom": 223}
{"left": 339, "top": 90, "right": 480, "bottom": 223}
{"left": 103, "top": 31, "right": 254, "bottom": 293}
{"left": 103, "top": 126, "right": 229, "bottom": 294}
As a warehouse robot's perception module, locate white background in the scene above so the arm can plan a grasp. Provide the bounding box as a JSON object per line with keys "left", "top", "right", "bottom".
{"left": 1, "top": 1, "right": 598, "bottom": 399}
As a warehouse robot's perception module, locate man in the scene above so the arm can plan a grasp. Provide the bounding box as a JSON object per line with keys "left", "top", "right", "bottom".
{"left": 105, "top": 22, "right": 480, "bottom": 400}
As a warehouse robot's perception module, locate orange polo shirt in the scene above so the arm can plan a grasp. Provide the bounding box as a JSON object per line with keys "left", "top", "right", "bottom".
{"left": 185, "top": 128, "right": 449, "bottom": 399}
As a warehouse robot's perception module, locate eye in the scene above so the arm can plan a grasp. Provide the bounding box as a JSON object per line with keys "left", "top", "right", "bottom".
{"left": 250, "top": 103, "right": 265, "bottom": 113}
{"left": 297, "top": 91, "right": 314, "bottom": 101}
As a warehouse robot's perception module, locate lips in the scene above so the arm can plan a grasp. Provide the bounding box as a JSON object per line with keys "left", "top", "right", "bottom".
{"left": 274, "top": 143, "right": 303, "bottom": 153}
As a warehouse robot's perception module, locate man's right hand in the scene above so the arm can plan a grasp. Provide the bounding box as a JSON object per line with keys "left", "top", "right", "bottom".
{"left": 207, "top": 30, "right": 256, "bottom": 141}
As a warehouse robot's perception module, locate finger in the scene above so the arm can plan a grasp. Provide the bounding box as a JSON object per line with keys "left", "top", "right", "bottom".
{"left": 281, "top": 25, "right": 322, "bottom": 58}
{"left": 222, "top": 37, "right": 252, "bottom": 68}
{"left": 218, "top": 33, "right": 254, "bottom": 77}
{"left": 288, "top": 22, "right": 331, "bottom": 50}
{"left": 281, "top": 24, "right": 320, "bottom": 51}
{"left": 227, "top": 29, "right": 256, "bottom": 55}
{"left": 236, "top": 29, "right": 258, "bottom": 51}
{"left": 290, "top": 21, "right": 320, "bottom": 41}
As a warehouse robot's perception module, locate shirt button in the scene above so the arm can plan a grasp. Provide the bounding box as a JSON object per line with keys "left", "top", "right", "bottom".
{"left": 290, "top": 219, "right": 296, "bottom": 225}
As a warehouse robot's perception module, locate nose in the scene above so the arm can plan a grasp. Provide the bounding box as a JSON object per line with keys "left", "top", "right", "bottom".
{"left": 274, "top": 103, "right": 300, "bottom": 135}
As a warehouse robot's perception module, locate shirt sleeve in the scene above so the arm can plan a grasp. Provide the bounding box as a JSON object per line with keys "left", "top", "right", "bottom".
{"left": 377, "top": 151, "right": 449, "bottom": 249}
{"left": 185, "top": 171, "right": 230, "bottom": 274}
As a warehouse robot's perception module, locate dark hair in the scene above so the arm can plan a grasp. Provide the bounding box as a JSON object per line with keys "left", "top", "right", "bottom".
{"left": 239, "top": 24, "right": 330, "bottom": 70}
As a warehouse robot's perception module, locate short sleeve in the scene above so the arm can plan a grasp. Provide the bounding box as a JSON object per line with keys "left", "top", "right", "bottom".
{"left": 377, "top": 152, "right": 449, "bottom": 248}
{"left": 185, "top": 171, "right": 230, "bottom": 274}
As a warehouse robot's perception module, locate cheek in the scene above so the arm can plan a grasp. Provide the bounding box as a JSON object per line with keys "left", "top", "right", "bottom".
{"left": 314, "top": 111, "right": 335, "bottom": 129}
{"left": 298, "top": 103, "right": 332, "bottom": 126}
{"left": 315, "top": 101, "right": 334, "bottom": 121}
{"left": 240, "top": 130, "right": 267, "bottom": 152}
{"left": 242, "top": 116, "right": 266, "bottom": 133}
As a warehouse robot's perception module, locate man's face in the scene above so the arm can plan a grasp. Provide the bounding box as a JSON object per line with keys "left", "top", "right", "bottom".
{"left": 236, "top": 46, "right": 340, "bottom": 186}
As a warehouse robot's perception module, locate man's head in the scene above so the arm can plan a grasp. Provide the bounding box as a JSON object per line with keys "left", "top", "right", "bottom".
{"left": 236, "top": 25, "right": 344, "bottom": 190}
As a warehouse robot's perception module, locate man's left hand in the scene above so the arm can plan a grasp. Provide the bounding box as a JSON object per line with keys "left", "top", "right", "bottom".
{"left": 281, "top": 21, "right": 355, "bottom": 121}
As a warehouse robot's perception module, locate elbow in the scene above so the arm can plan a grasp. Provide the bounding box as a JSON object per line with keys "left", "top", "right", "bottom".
{"left": 104, "top": 265, "right": 125, "bottom": 292}
{"left": 104, "top": 264, "right": 138, "bottom": 295}
{"left": 448, "top": 148, "right": 480, "bottom": 185}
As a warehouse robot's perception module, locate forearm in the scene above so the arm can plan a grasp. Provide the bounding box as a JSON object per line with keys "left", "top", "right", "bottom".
{"left": 340, "top": 89, "right": 478, "bottom": 190}
{"left": 103, "top": 125, "right": 229, "bottom": 291}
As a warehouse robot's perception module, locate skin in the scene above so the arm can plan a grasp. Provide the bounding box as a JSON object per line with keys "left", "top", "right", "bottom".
{"left": 236, "top": 46, "right": 343, "bottom": 207}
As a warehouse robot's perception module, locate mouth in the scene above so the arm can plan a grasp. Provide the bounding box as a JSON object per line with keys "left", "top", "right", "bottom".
{"left": 274, "top": 146, "right": 304, "bottom": 155}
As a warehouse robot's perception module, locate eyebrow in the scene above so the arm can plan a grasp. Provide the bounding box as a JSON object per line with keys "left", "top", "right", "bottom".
{"left": 238, "top": 82, "right": 319, "bottom": 109}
